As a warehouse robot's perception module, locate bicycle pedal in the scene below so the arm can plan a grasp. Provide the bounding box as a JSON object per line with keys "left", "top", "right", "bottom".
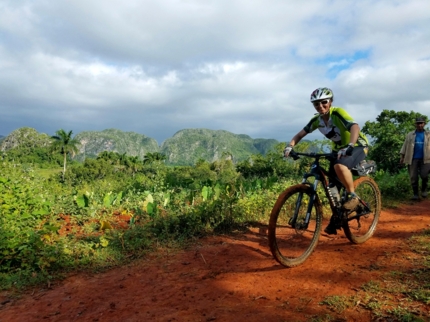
{"left": 324, "top": 225, "right": 337, "bottom": 235}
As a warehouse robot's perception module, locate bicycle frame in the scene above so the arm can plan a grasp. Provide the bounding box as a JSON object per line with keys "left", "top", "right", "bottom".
{"left": 288, "top": 152, "right": 338, "bottom": 228}
{"left": 289, "top": 150, "right": 368, "bottom": 230}
{"left": 269, "top": 150, "right": 381, "bottom": 267}
{"left": 301, "top": 155, "right": 344, "bottom": 209}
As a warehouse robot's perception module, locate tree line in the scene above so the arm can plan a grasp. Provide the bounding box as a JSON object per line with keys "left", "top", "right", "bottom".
{"left": 1, "top": 109, "right": 428, "bottom": 182}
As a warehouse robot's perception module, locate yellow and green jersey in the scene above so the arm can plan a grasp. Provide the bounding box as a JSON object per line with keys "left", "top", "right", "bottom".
{"left": 303, "top": 106, "right": 369, "bottom": 152}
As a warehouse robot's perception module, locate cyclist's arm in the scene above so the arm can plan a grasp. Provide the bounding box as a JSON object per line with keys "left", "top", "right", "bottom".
{"left": 349, "top": 124, "right": 359, "bottom": 145}
{"left": 288, "top": 129, "right": 308, "bottom": 147}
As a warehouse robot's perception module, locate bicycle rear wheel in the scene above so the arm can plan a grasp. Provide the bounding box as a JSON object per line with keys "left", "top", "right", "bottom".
{"left": 268, "top": 184, "right": 323, "bottom": 267}
{"left": 343, "top": 176, "right": 381, "bottom": 244}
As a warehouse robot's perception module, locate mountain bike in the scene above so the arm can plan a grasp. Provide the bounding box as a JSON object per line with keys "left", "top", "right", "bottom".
{"left": 268, "top": 149, "right": 381, "bottom": 267}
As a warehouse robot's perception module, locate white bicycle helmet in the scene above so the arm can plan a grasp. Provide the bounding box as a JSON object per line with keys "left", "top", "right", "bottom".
{"left": 310, "top": 87, "right": 333, "bottom": 102}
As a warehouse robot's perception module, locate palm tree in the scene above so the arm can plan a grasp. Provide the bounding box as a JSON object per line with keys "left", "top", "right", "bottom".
{"left": 97, "top": 151, "right": 112, "bottom": 162}
{"left": 118, "top": 152, "right": 128, "bottom": 166}
{"left": 125, "top": 156, "right": 142, "bottom": 177}
{"left": 51, "top": 129, "right": 80, "bottom": 181}
{"left": 143, "top": 152, "right": 166, "bottom": 164}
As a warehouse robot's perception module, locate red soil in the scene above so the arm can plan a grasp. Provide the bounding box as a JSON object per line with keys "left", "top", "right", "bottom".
{"left": 1, "top": 199, "right": 430, "bottom": 322}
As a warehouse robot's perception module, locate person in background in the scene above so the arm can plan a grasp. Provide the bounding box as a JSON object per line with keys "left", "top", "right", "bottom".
{"left": 400, "top": 116, "right": 430, "bottom": 200}
{"left": 284, "top": 87, "right": 369, "bottom": 235}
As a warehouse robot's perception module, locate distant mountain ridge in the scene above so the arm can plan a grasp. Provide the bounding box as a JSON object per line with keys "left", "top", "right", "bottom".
{"left": 160, "top": 129, "right": 279, "bottom": 165}
{"left": 74, "top": 129, "right": 159, "bottom": 161}
{"left": 0, "top": 127, "right": 51, "bottom": 151}
{"left": 0, "top": 127, "right": 281, "bottom": 165}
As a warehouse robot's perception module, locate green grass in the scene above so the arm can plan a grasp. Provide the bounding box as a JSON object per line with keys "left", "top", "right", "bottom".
{"left": 318, "top": 229, "right": 430, "bottom": 321}
{"left": 319, "top": 295, "right": 356, "bottom": 313}
{"left": 34, "top": 167, "right": 62, "bottom": 178}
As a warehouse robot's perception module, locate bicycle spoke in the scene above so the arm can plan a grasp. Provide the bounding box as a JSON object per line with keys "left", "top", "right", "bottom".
{"left": 268, "top": 184, "right": 322, "bottom": 267}
{"left": 343, "top": 177, "right": 381, "bottom": 244}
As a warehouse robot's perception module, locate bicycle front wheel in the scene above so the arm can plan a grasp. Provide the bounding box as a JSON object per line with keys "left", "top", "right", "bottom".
{"left": 268, "top": 184, "right": 323, "bottom": 267}
{"left": 343, "top": 176, "right": 381, "bottom": 244}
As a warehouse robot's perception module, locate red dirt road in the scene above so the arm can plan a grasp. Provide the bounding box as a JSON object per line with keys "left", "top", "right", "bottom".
{"left": 1, "top": 200, "right": 430, "bottom": 322}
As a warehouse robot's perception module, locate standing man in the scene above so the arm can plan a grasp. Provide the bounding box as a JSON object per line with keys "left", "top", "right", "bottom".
{"left": 400, "top": 117, "right": 430, "bottom": 200}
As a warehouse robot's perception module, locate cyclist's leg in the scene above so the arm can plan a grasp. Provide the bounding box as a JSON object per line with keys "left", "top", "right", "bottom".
{"left": 333, "top": 147, "right": 366, "bottom": 191}
{"left": 334, "top": 147, "right": 366, "bottom": 210}
{"left": 324, "top": 210, "right": 342, "bottom": 235}
{"left": 324, "top": 162, "right": 343, "bottom": 235}
{"left": 343, "top": 176, "right": 381, "bottom": 244}
{"left": 334, "top": 164, "right": 354, "bottom": 193}
{"left": 325, "top": 149, "right": 364, "bottom": 234}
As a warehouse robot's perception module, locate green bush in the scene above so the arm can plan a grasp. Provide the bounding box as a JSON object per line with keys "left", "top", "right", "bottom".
{"left": 374, "top": 168, "right": 411, "bottom": 201}
{"left": 0, "top": 138, "right": 425, "bottom": 291}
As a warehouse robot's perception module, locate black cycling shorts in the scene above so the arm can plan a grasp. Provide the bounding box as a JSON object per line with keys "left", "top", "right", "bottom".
{"left": 331, "top": 146, "right": 368, "bottom": 170}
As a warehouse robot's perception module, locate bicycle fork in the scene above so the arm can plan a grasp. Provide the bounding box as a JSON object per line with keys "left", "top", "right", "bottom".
{"left": 289, "top": 182, "right": 319, "bottom": 230}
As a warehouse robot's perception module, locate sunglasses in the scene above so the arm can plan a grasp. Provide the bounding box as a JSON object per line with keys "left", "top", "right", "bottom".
{"left": 416, "top": 122, "right": 425, "bottom": 125}
{"left": 312, "top": 100, "right": 330, "bottom": 107}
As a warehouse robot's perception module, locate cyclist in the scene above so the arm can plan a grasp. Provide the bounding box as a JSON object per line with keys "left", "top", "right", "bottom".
{"left": 284, "top": 87, "right": 369, "bottom": 235}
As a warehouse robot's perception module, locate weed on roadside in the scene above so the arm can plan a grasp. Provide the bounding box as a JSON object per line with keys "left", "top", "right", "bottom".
{"left": 319, "top": 295, "right": 356, "bottom": 313}
{"left": 360, "top": 230, "right": 429, "bottom": 320}
{"left": 317, "top": 229, "right": 430, "bottom": 321}
{"left": 307, "top": 313, "right": 337, "bottom": 322}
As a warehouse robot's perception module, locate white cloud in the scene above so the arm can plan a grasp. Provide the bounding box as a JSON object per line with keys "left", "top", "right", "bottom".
{"left": 0, "top": 0, "right": 430, "bottom": 144}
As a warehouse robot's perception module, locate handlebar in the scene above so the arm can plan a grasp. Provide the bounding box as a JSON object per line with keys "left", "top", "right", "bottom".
{"left": 289, "top": 150, "right": 338, "bottom": 161}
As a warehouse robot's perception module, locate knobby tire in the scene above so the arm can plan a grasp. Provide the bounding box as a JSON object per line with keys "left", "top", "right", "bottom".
{"left": 343, "top": 176, "right": 381, "bottom": 244}
{"left": 268, "top": 184, "right": 323, "bottom": 267}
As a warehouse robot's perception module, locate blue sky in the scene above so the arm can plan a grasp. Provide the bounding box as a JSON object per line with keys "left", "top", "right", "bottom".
{"left": 322, "top": 50, "right": 371, "bottom": 79}
{"left": 1, "top": 0, "right": 430, "bottom": 145}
